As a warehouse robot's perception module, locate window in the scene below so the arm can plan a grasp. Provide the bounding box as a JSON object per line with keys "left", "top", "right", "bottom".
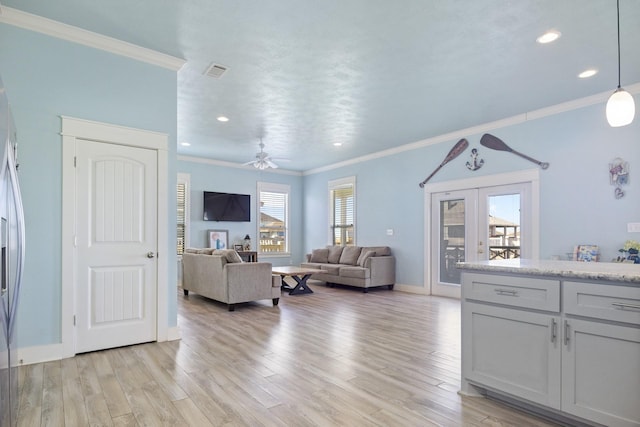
{"left": 329, "top": 176, "right": 356, "bottom": 246}
{"left": 257, "top": 182, "right": 289, "bottom": 255}
{"left": 177, "top": 173, "right": 190, "bottom": 255}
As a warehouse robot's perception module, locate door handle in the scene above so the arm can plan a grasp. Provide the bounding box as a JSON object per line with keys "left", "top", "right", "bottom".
{"left": 564, "top": 320, "right": 570, "bottom": 346}
{"left": 551, "top": 318, "right": 557, "bottom": 343}
{"left": 146, "top": 251, "right": 155, "bottom": 259}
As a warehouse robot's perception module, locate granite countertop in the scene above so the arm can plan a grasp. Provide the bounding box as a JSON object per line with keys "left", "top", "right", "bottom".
{"left": 456, "top": 259, "right": 640, "bottom": 284}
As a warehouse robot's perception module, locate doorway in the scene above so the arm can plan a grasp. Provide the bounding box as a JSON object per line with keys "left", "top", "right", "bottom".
{"left": 60, "top": 117, "right": 170, "bottom": 358}
{"left": 425, "top": 170, "right": 539, "bottom": 298}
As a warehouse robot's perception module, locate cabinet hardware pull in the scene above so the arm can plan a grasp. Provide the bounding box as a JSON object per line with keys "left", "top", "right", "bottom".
{"left": 564, "top": 320, "right": 570, "bottom": 346}
{"left": 611, "top": 302, "right": 640, "bottom": 311}
{"left": 551, "top": 319, "right": 557, "bottom": 343}
{"left": 494, "top": 288, "right": 518, "bottom": 296}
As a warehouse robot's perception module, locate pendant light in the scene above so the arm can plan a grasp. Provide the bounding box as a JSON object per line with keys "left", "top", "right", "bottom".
{"left": 606, "top": 0, "right": 635, "bottom": 127}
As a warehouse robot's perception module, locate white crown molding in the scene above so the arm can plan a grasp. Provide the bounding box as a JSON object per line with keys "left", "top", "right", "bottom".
{"left": 0, "top": 6, "right": 185, "bottom": 71}
{"left": 178, "top": 155, "right": 303, "bottom": 176}
{"left": 303, "top": 82, "right": 640, "bottom": 176}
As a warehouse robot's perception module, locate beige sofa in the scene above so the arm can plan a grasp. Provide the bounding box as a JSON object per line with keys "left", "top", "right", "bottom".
{"left": 182, "top": 248, "right": 280, "bottom": 311}
{"left": 300, "top": 245, "right": 395, "bottom": 292}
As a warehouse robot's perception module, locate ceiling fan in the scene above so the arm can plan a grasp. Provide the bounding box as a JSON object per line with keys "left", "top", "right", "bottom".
{"left": 243, "top": 140, "right": 286, "bottom": 170}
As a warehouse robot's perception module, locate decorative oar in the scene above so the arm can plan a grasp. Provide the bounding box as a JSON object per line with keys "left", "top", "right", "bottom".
{"left": 419, "top": 138, "right": 469, "bottom": 188}
{"left": 480, "top": 134, "right": 549, "bottom": 169}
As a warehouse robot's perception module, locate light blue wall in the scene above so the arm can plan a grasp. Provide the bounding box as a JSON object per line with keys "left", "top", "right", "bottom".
{"left": 303, "top": 101, "right": 639, "bottom": 287}
{"left": 0, "top": 24, "right": 179, "bottom": 346}
{"left": 177, "top": 159, "right": 304, "bottom": 267}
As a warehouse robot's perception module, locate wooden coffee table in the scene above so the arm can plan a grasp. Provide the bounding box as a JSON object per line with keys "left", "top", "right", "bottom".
{"left": 272, "top": 266, "right": 327, "bottom": 295}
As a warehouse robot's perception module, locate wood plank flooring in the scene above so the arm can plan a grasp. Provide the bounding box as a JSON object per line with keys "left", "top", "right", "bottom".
{"left": 16, "top": 282, "right": 564, "bottom": 426}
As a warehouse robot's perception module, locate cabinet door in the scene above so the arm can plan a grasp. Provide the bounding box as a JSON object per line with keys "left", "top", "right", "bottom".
{"left": 463, "top": 302, "right": 561, "bottom": 408}
{"left": 562, "top": 318, "right": 640, "bottom": 427}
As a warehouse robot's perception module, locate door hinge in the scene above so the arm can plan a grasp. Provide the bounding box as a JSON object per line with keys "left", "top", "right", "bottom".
{"left": 73, "top": 315, "right": 76, "bottom": 326}
{"left": 74, "top": 156, "right": 77, "bottom": 167}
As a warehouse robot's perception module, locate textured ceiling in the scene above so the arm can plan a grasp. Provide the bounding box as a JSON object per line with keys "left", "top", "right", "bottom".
{"left": 4, "top": 0, "right": 640, "bottom": 171}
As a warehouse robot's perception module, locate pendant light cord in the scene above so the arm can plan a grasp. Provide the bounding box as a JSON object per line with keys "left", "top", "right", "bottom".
{"left": 616, "top": 0, "right": 621, "bottom": 89}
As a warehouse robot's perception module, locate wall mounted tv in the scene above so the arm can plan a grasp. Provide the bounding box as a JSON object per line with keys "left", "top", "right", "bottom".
{"left": 203, "top": 191, "right": 251, "bottom": 222}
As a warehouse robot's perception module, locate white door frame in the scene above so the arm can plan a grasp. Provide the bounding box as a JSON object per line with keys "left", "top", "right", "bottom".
{"left": 423, "top": 169, "right": 540, "bottom": 296}
{"left": 60, "top": 116, "right": 170, "bottom": 358}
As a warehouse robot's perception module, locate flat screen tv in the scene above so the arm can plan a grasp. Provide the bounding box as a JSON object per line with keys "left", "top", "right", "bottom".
{"left": 203, "top": 191, "right": 250, "bottom": 222}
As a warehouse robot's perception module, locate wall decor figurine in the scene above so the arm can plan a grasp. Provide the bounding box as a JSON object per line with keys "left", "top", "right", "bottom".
{"left": 609, "top": 157, "right": 629, "bottom": 199}
{"left": 480, "top": 133, "right": 549, "bottom": 169}
{"left": 419, "top": 138, "right": 469, "bottom": 188}
{"left": 466, "top": 148, "right": 484, "bottom": 171}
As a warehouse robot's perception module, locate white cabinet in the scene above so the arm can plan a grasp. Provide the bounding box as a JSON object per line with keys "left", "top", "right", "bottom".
{"left": 463, "top": 302, "right": 561, "bottom": 408}
{"left": 562, "top": 318, "right": 640, "bottom": 427}
{"left": 462, "top": 272, "right": 640, "bottom": 427}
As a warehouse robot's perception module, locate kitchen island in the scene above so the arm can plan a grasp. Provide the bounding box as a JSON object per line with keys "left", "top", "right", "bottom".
{"left": 457, "top": 259, "right": 639, "bottom": 427}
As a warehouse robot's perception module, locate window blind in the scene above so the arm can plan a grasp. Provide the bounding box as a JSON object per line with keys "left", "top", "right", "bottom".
{"left": 259, "top": 189, "right": 288, "bottom": 254}
{"left": 177, "top": 182, "right": 186, "bottom": 255}
{"left": 331, "top": 185, "right": 354, "bottom": 246}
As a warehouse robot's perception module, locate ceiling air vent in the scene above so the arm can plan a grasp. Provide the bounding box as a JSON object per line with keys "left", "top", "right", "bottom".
{"left": 204, "top": 63, "right": 228, "bottom": 79}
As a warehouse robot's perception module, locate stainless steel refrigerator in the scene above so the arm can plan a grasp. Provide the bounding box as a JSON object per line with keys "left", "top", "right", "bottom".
{"left": 0, "top": 74, "right": 26, "bottom": 427}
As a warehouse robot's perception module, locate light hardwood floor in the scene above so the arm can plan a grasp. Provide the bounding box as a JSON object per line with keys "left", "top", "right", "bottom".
{"left": 16, "top": 282, "right": 563, "bottom": 426}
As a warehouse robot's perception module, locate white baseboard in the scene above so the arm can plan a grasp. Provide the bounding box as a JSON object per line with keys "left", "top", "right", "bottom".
{"left": 17, "top": 343, "right": 65, "bottom": 366}
{"left": 166, "top": 326, "right": 181, "bottom": 341}
{"left": 393, "top": 283, "right": 431, "bottom": 295}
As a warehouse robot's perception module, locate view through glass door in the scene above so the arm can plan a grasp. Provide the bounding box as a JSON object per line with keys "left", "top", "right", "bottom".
{"left": 431, "top": 183, "right": 531, "bottom": 298}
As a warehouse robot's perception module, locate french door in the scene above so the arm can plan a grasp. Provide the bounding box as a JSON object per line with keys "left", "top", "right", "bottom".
{"left": 430, "top": 182, "right": 533, "bottom": 298}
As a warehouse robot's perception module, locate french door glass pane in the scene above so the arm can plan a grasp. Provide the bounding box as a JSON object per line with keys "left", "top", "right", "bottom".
{"left": 488, "top": 194, "right": 520, "bottom": 260}
{"left": 439, "top": 198, "right": 465, "bottom": 284}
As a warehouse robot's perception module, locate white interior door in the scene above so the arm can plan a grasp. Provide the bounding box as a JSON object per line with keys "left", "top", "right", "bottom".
{"left": 75, "top": 139, "right": 158, "bottom": 353}
{"left": 431, "top": 182, "right": 533, "bottom": 298}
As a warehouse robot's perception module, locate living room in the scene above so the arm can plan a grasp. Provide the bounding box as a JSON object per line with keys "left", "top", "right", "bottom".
{"left": 0, "top": 1, "right": 639, "bottom": 425}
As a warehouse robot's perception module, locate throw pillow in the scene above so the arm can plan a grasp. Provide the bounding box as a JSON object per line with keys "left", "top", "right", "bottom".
{"left": 339, "top": 246, "right": 362, "bottom": 265}
{"left": 310, "top": 248, "right": 329, "bottom": 263}
{"left": 327, "top": 246, "right": 344, "bottom": 264}
{"left": 213, "top": 249, "right": 243, "bottom": 263}
{"left": 358, "top": 250, "right": 376, "bottom": 267}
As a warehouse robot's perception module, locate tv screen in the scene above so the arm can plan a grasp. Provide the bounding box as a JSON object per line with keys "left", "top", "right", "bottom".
{"left": 203, "top": 191, "right": 250, "bottom": 222}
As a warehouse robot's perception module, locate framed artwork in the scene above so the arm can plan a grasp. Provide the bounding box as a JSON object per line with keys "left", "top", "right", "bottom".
{"left": 208, "top": 229, "right": 228, "bottom": 250}
{"left": 573, "top": 245, "right": 599, "bottom": 262}
{"left": 234, "top": 244, "right": 244, "bottom": 251}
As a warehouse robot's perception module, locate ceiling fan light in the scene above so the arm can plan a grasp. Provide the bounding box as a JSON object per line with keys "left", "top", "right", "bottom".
{"left": 606, "top": 88, "right": 636, "bottom": 127}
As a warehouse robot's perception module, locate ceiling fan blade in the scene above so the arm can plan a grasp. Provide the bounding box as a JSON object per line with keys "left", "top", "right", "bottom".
{"left": 266, "top": 159, "right": 279, "bottom": 169}
{"left": 242, "top": 160, "right": 257, "bottom": 166}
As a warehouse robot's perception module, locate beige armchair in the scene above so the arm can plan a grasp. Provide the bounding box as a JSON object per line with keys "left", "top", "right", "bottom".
{"left": 182, "top": 249, "right": 280, "bottom": 311}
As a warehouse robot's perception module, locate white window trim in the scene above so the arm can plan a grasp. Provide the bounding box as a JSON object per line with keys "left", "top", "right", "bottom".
{"left": 177, "top": 173, "right": 190, "bottom": 258}
{"left": 328, "top": 176, "right": 356, "bottom": 246}
{"left": 257, "top": 182, "right": 290, "bottom": 257}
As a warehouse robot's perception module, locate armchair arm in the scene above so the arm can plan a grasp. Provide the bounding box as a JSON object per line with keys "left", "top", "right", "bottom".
{"left": 224, "top": 262, "right": 273, "bottom": 303}
{"left": 367, "top": 256, "right": 396, "bottom": 286}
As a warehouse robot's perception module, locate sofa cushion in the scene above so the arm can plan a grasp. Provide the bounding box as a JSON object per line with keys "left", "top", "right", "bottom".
{"left": 339, "top": 246, "right": 362, "bottom": 265}
{"left": 340, "top": 266, "right": 370, "bottom": 279}
{"left": 327, "top": 246, "right": 344, "bottom": 264}
{"left": 362, "top": 246, "right": 391, "bottom": 256}
{"left": 310, "top": 248, "right": 330, "bottom": 263}
{"left": 196, "top": 248, "right": 216, "bottom": 255}
{"left": 320, "top": 264, "right": 343, "bottom": 275}
{"left": 358, "top": 250, "right": 376, "bottom": 267}
{"left": 213, "top": 249, "right": 243, "bottom": 263}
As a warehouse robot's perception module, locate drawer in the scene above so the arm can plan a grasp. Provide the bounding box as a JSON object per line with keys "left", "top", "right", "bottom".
{"left": 462, "top": 272, "right": 560, "bottom": 312}
{"left": 563, "top": 281, "right": 640, "bottom": 325}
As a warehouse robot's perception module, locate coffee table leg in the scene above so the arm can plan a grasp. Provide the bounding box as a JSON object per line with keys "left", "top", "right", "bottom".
{"left": 288, "top": 274, "right": 314, "bottom": 295}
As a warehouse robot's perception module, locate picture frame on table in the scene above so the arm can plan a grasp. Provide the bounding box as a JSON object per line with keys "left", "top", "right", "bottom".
{"left": 573, "top": 245, "right": 599, "bottom": 262}
{"left": 234, "top": 244, "right": 244, "bottom": 251}
{"left": 208, "top": 229, "right": 228, "bottom": 250}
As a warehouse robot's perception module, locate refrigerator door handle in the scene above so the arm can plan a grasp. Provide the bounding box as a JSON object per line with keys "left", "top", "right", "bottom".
{"left": 6, "top": 142, "right": 25, "bottom": 336}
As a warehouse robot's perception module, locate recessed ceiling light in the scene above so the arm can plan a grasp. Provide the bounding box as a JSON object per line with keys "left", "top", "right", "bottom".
{"left": 217, "top": 116, "right": 229, "bottom": 122}
{"left": 536, "top": 30, "right": 561, "bottom": 44}
{"left": 180, "top": 142, "right": 191, "bottom": 147}
{"left": 333, "top": 142, "right": 343, "bottom": 147}
{"left": 578, "top": 69, "right": 598, "bottom": 79}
